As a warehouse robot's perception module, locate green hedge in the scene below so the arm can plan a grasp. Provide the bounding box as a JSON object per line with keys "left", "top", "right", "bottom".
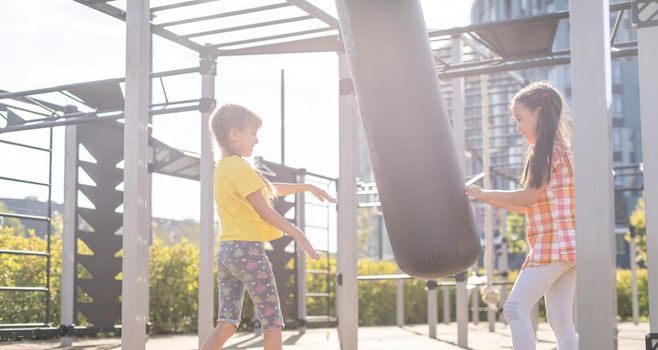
{"left": 0, "top": 228, "right": 650, "bottom": 334}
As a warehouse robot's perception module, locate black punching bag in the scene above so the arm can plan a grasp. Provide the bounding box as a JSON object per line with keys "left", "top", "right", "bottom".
{"left": 335, "top": 0, "right": 480, "bottom": 279}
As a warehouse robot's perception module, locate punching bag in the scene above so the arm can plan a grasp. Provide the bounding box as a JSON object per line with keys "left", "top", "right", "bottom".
{"left": 335, "top": 0, "right": 480, "bottom": 279}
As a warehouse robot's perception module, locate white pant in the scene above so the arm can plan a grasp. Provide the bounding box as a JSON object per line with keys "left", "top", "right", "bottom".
{"left": 503, "top": 261, "right": 577, "bottom": 350}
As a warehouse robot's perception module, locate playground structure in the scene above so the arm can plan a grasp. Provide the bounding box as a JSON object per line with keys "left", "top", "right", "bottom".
{"left": 1, "top": 1, "right": 658, "bottom": 349}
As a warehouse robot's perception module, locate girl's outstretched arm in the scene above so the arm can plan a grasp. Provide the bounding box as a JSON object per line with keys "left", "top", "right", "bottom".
{"left": 466, "top": 184, "right": 544, "bottom": 209}
{"left": 246, "top": 190, "right": 321, "bottom": 260}
{"left": 484, "top": 198, "right": 527, "bottom": 214}
{"left": 272, "top": 183, "right": 336, "bottom": 203}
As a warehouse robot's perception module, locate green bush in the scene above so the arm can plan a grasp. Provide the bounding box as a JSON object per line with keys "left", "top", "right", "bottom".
{"left": 0, "top": 227, "right": 651, "bottom": 334}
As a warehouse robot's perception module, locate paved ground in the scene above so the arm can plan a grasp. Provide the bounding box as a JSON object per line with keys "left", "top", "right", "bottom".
{"left": 0, "top": 322, "right": 650, "bottom": 349}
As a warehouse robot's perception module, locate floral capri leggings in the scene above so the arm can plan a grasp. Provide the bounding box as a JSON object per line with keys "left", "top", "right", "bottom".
{"left": 216, "top": 240, "right": 284, "bottom": 330}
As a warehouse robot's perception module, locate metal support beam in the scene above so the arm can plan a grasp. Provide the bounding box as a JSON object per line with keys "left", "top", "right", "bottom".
{"left": 60, "top": 123, "right": 77, "bottom": 348}
{"left": 122, "top": 1, "right": 151, "bottom": 348}
{"left": 336, "top": 53, "right": 358, "bottom": 350}
{"left": 450, "top": 36, "right": 467, "bottom": 343}
{"left": 570, "top": 1, "right": 617, "bottom": 348}
{"left": 396, "top": 276, "right": 404, "bottom": 327}
{"left": 455, "top": 272, "right": 468, "bottom": 347}
{"left": 296, "top": 172, "right": 307, "bottom": 330}
{"left": 636, "top": 18, "right": 658, "bottom": 333}
{"left": 286, "top": 0, "right": 340, "bottom": 29}
{"left": 198, "top": 50, "right": 217, "bottom": 348}
{"left": 427, "top": 281, "right": 438, "bottom": 339}
{"left": 442, "top": 285, "right": 450, "bottom": 324}
{"left": 480, "top": 72, "right": 496, "bottom": 333}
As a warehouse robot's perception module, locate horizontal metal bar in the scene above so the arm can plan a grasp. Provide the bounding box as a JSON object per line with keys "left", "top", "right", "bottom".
{"left": 286, "top": 0, "right": 339, "bottom": 30}
{"left": 0, "top": 250, "right": 49, "bottom": 257}
{"left": 0, "top": 103, "right": 201, "bottom": 134}
{"left": 0, "top": 212, "right": 50, "bottom": 222}
{"left": 429, "top": 11, "right": 569, "bottom": 39}
{"left": 0, "top": 287, "right": 48, "bottom": 292}
{"left": 306, "top": 292, "right": 330, "bottom": 298}
{"left": 210, "top": 27, "right": 333, "bottom": 49}
{"left": 151, "top": 98, "right": 201, "bottom": 108}
{"left": 615, "top": 187, "right": 644, "bottom": 192}
{"left": 304, "top": 170, "right": 337, "bottom": 182}
{"left": 0, "top": 323, "right": 51, "bottom": 329}
{"left": 428, "top": 2, "right": 631, "bottom": 40}
{"left": 357, "top": 202, "right": 381, "bottom": 208}
{"left": 439, "top": 47, "right": 637, "bottom": 80}
{"left": 73, "top": 0, "right": 205, "bottom": 52}
{"left": 304, "top": 315, "right": 337, "bottom": 323}
{"left": 357, "top": 274, "right": 413, "bottom": 281}
{"left": 0, "top": 89, "right": 67, "bottom": 113}
{"left": 0, "top": 67, "right": 200, "bottom": 101}
{"left": 0, "top": 139, "right": 51, "bottom": 152}
{"left": 305, "top": 224, "right": 329, "bottom": 230}
{"left": 0, "top": 175, "right": 49, "bottom": 187}
{"left": 156, "top": 3, "right": 291, "bottom": 28}
{"left": 151, "top": 0, "right": 220, "bottom": 12}
{"left": 182, "top": 15, "right": 314, "bottom": 39}
{"left": 0, "top": 102, "right": 53, "bottom": 118}
{"left": 306, "top": 269, "right": 332, "bottom": 275}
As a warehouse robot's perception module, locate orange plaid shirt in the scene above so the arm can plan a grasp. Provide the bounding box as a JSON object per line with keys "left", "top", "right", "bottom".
{"left": 523, "top": 141, "right": 576, "bottom": 268}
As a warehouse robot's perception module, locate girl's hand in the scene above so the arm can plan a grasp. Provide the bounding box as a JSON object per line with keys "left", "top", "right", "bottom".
{"left": 465, "top": 184, "right": 486, "bottom": 201}
{"left": 307, "top": 185, "right": 337, "bottom": 203}
{"left": 295, "top": 235, "right": 321, "bottom": 260}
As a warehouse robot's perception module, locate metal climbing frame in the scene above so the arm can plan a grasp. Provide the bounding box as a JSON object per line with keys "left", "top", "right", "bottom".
{"left": 0, "top": 128, "right": 55, "bottom": 338}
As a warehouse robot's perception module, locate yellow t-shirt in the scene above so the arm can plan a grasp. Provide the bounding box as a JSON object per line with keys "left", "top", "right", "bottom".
{"left": 214, "top": 156, "right": 283, "bottom": 242}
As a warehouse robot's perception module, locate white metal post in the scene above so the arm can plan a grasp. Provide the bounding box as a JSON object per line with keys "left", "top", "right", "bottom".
{"left": 480, "top": 73, "right": 495, "bottom": 332}
{"left": 337, "top": 53, "right": 358, "bottom": 350}
{"left": 636, "top": 15, "right": 658, "bottom": 333}
{"left": 122, "top": 1, "right": 151, "bottom": 348}
{"left": 198, "top": 50, "right": 217, "bottom": 347}
{"left": 630, "top": 236, "right": 639, "bottom": 325}
{"left": 296, "top": 172, "right": 307, "bottom": 332}
{"left": 471, "top": 283, "right": 479, "bottom": 325}
{"left": 396, "top": 278, "right": 404, "bottom": 327}
{"left": 61, "top": 124, "right": 77, "bottom": 347}
{"left": 443, "top": 285, "right": 451, "bottom": 324}
{"left": 456, "top": 273, "right": 468, "bottom": 347}
{"left": 570, "top": 1, "right": 617, "bottom": 348}
{"left": 427, "top": 281, "right": 437, "bottom": 339}
{"left": 499, "top": 208, "right": 509, "bottom": 323}
{"left": 451, "top": 35, "right": 468, "bottom": 348}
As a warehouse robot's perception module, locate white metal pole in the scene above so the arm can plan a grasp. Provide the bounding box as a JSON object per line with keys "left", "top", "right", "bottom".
{"left": 480, "top": 73, "right": 495, "bottom": 332}
{"left": 499, "top": 208, "right": 509, "bottom": 323}
{"left": 198, "top": 50, "right": 217, "bottom": 347}
{"left": 337, "top": 53, "right": 359, "bottom": 350}
{"left": 443, "top": 285, "right": 451, "bottom": 325}
{"left": 396, "top": 273, "right": 404, "bottom": 327}
{"left": 296, "top": 172, "right": 307, "bottom": 332}
{"left": 122, "top": 0, "right": 151, "bottom": 348}
{"left": 570, "top": 1, "right": 617, "bottom": 348}
{"left": 61, "top": 124, "right": 77, "bottom": 348}
{"left": 456, "top": 273, "right": 468, "bottom": 347}
{"left": 630, "top": 237, "right": 639, "bottom": 325}
{"left": 636, "top": 19, "right": 658, "bottom": 333}
{"left": 471, "top": 283, "right": 479, "bottom": 325}
{"left": 427, "top": 281, "right": 437, "bottom": 339}
{"left": 451, "top": 35, "right": 469, "bottom": 347}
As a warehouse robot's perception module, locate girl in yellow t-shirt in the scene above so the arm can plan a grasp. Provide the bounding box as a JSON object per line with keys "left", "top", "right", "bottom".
{"left": 201, "top": 104, "right": 335, "bottom": 350}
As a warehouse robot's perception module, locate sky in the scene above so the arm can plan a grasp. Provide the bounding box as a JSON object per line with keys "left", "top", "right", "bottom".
{"left": 0, "top": 0, "right": 474, "bottom": 222}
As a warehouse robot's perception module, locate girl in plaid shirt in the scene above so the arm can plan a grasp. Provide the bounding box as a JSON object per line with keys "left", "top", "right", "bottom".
{"left": 466, "top": 81, "right": 577, "bottom": 350}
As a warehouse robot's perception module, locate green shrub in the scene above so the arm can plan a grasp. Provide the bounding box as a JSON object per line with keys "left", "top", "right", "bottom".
{"left": 1, "top": 227, "right": 651, "bottom": 334}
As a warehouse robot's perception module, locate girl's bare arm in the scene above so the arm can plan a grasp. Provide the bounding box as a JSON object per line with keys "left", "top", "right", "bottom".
{"left": 246, "top": 190, "right": 320, "bottom": 260}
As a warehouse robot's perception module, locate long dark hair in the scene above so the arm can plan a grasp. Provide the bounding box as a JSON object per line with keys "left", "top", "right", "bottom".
{"left": 512, "top": 81, "right": 572, "bottom": 189}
